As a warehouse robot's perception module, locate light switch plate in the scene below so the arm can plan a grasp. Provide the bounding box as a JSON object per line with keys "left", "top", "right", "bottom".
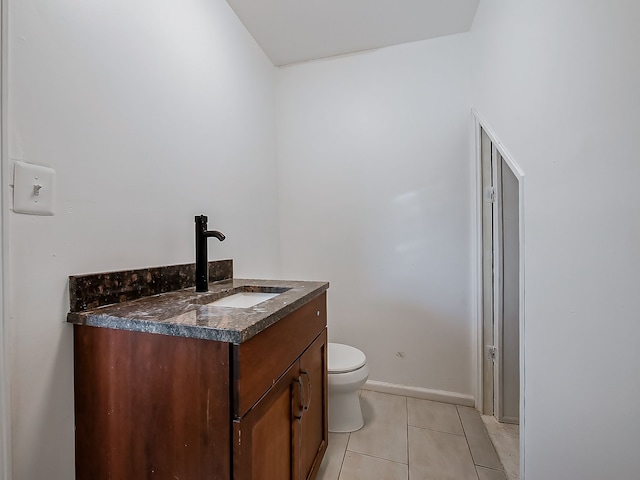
{"left": 13, "top": 162, "right": 56, "bottom": 216}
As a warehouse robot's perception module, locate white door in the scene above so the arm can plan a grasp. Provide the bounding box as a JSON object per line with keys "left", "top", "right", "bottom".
{"left": 480, "top": 127, "right": 520, "bottom": 424}
{"left": 496, "top": 154, "right": 520, "bottom": 424}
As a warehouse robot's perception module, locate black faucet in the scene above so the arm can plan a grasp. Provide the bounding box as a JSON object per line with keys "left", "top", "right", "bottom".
{"left": 195, "top": 215, "right": 225, "bottom": 292}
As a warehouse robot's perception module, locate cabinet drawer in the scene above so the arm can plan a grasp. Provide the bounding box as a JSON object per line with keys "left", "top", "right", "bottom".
{"left": 233, "top": 293, "right": 327, "bottom": 417}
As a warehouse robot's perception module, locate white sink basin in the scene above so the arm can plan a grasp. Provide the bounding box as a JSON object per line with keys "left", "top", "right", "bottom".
{"left": 207, "top": 291, "right": 281, "bottom": 308}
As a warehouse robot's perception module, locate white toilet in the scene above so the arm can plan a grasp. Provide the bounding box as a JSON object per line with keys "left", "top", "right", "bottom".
{"left": 328, "top": 343, "right": 369, "bottom": 433}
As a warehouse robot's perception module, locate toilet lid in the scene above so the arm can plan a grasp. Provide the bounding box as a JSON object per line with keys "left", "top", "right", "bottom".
{"left": 328, "top": 343, "right": 367, "bottom": 374}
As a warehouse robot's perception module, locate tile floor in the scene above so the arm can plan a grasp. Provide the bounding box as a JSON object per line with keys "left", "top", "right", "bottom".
{"left": 481, "top": 416, "right": 520, "bottom": 480}
{"left": 317, "top": 390, "right": 519, "bottom": 480}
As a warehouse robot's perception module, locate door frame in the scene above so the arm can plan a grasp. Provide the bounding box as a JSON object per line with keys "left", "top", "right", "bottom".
{"left": 472, "top": 109, "right": 525, "bottom": 478}
{"left": 479, "top": 128, "right": 494, "bottom": 415}
{"left": 0, "top": 0, "right": 10, "bottom": 476}
{"left": 491, "top": 143, "right": 504, "bottom": 419}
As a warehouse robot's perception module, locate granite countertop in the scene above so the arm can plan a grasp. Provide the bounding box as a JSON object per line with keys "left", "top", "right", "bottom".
{"left": 67, "top": 261, "right": 328, "bottom": 343}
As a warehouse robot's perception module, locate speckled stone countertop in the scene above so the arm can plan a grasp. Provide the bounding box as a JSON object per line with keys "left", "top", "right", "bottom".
{"left": 67, "top": 264, "right": 328, "bottom": 343}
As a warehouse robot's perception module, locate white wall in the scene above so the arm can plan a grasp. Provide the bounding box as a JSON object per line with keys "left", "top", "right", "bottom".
{"left": 276, "top": 35, "right": 474, "bottom": 397}
{"left": 8, "top": 0, "right": 280, "bottom": 478}
{"left": 471, "top": 1, "right": 640, "bottom": 478}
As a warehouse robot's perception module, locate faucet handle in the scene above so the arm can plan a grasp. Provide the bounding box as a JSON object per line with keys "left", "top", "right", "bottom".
{"left": 195, "top": 215, "right": 208, "bottom": 231}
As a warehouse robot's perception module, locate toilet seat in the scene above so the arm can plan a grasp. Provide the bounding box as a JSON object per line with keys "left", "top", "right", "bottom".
{"left": 329, "top": 343, "right": 367, "bottom": 374}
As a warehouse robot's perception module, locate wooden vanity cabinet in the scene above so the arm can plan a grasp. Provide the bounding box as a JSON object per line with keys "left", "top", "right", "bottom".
{"left": 232, "top": 293, "right": 328, "bottom": 480}
{"left": 73, "top": 292, "right": 328, "bottom": 480}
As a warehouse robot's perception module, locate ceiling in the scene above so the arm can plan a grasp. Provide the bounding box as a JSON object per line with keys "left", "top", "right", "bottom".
{"left": 225, "top": 0, "right": 480, "bottom": 66}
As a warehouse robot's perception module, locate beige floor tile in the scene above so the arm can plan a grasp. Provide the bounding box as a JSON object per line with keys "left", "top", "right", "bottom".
{"left": 487, "top": 433, "right": 519, "bottom": 480}
{"left": 465, "top": 432, "right": 503, "bottom": 470}
{"left": 407, "top": 398, "right": 464, "bottom": 435}
{"left": 347, "top": 391, "right": 407, "bottom": 464}
{"left": 338, "top": 452, "right": 408, "bottom": 480}
{"left": 458, "top": 406, "right": 489, "bottom": 437}
{"left": 408, "top": 426, "right": 478, "bottom": 480}
{"left": 458, "top": 407, "right": 503, "bottom": 470}
{"left": 317, "top": 433, "right": 350, "bottom": 480}
{"left": 477, "top": 466, "right": 508, "bottom": 480}
{"left": 481, "top": 416, "right": 520, "bottom": 440}
{"left": 480, "top": 416, "right": 520, "bottom": 480}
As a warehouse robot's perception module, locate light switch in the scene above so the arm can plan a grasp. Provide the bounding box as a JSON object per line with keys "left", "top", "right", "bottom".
{"left": 13, "top": 162, "right": 56, "bottom": 216}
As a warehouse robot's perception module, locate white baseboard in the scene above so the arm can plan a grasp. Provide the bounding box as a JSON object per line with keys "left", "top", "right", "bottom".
{"left": 362, "top": 380, "right": 475, "bottom": 407}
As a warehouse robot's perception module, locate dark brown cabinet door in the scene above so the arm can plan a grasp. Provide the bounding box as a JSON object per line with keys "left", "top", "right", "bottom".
{"left": 296, "top": 330, "right": 328, "bottom": 480}
{"left": 233, "top": 362, "right": 299, "bottom": 480}
{"left": 74, "top": 326, "right": 231, "bottom": 480}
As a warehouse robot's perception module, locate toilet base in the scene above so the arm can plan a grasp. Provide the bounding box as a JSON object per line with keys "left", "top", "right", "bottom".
{"left": 328, "top": 390, "right": 364, "bottom": 433}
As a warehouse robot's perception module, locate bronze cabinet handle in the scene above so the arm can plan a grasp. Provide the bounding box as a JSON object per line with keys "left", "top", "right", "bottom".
{"left": 300, "top": 371, "right": 311, "bottom": 411}
{"left": 294, "top": 376, "right": 304, "bottom": 420}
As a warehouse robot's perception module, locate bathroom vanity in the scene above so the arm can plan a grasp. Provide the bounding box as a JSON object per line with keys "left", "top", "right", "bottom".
{"left": 67, "top": 261, "right": 329, "bottom": 480}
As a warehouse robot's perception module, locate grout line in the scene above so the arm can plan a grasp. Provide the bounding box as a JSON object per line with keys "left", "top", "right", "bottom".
{"left": 335, "top": 433, "right": 350, "bottom": 480}
{"left": 345, "top": 447, "right": 408, "bottom": 467}
{"left": 456, "top": 405, "right": 470, "bottom": 437}
{"left": 457, "top": 406, "right": 481, "bottom": 480}
{"left": 407, "top": 421, "right": 466, "bottom": 436}
{"left": 344, "top": 449, "right": 408, "bottom": 466}
{"left": 480, "top": 466, "right": 506, "bottom": 473}
{"left": 405, "top": 395, "right": 409, "bottom": 478}
{"left": 409, "top": 424, "right": 471, "bottom": 439}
